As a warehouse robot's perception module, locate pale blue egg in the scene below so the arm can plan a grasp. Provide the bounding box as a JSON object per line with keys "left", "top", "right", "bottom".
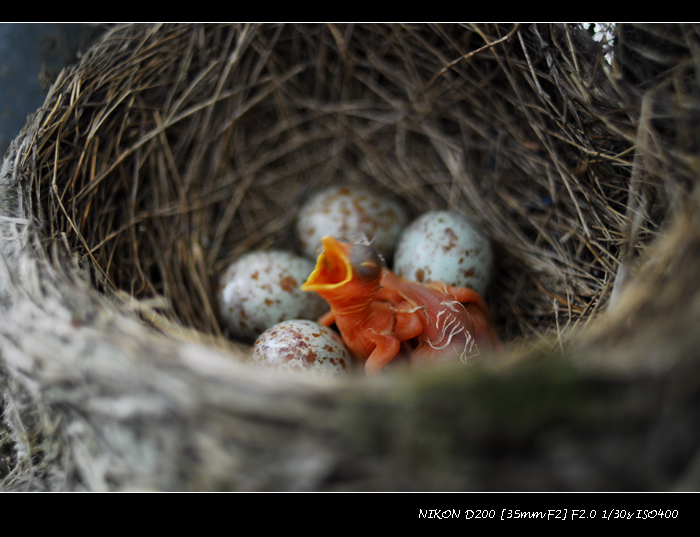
{"left": 218, "top": 251, "right": 328, "bottom": 342}
{"left": 297, "top": 185, "right": 408, "bottom": 261}
{"left": 251, "top": 320, "right": 355, "bottom": 376}
{"left": 393, "top": 210, "right": 493, "bottom": 296}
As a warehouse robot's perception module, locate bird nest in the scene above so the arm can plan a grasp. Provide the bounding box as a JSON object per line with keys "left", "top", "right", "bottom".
{"left": 1, "top": 23, "right": 700, "bottom": 491}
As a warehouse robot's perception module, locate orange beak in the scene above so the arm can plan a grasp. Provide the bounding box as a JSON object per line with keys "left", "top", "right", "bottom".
{"left": 301, "top": 236, "right": 353, "bottom": 292}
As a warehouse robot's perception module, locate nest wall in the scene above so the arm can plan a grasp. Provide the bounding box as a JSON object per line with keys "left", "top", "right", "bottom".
{"left": 28, "top": 23, "right": 656, "bottom": 342}
{"left": 1, "top": 23, "right": 700, "bottom": 491}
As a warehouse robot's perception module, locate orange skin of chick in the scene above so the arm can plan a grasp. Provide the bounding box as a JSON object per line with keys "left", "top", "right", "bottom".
{"left": 301, "top": 236, "right": 423, "bottom": 374}
{"left": 302, "top": 236, "right": 502, "bottom": 374}
{"left": 378, "top": 270, "right": 503, "bottom": 367}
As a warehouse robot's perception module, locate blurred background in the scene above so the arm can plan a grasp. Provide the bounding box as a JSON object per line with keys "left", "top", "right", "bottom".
{"left": 0, "top": 23, "right": 102, "bottom": 156}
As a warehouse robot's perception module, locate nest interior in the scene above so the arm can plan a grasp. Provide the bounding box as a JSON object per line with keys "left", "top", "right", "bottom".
{"left": 24, "top": 24, "right": 660, "bottom": 340}
{"left": 2, "top": 23, "right": 700, "bottom": 491}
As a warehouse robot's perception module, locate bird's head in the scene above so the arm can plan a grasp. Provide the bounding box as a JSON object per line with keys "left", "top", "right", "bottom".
{"left": 302, "top": 236, "right": 384, "bottom": 305}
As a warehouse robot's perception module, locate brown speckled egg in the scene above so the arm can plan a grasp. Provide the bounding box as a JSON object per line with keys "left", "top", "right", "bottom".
{"left": 393, "top": 210, "right": 493, "bottom": 296}
{"left": 297, "top": 185, "right": 408, "bottom": 260}
{"left": 218, "top": 251, "right": 328, "bottom": 342}
{"left": 251, "top": 320, "right": 355, "bottom": 376}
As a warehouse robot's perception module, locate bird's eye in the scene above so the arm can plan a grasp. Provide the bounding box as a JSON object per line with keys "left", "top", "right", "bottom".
{"left": 349, "top": 243, "right": 383, "bottom": 280}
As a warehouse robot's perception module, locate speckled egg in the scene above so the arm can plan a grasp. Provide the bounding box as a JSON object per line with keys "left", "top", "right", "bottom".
{"left": 218, "top": 250, "right": 328, "bottom": 342}
{"left": 297, "top": 185, "right": 408, "bottom": 260}
{"left": 393, "top": 210, "right": 493, "bottom": 296}
{"left": 251, "top": 319, "right": 355, "bottom": 376}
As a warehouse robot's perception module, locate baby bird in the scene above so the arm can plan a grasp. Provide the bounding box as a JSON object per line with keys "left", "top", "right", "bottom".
{"left": 302, "top": 236, "right": 501, "bottom": 374}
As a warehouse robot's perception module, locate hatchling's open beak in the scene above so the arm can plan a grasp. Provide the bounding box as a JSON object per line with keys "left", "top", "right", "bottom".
{"left": 301, "top": 236, "right": 353, "bottom": 292}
